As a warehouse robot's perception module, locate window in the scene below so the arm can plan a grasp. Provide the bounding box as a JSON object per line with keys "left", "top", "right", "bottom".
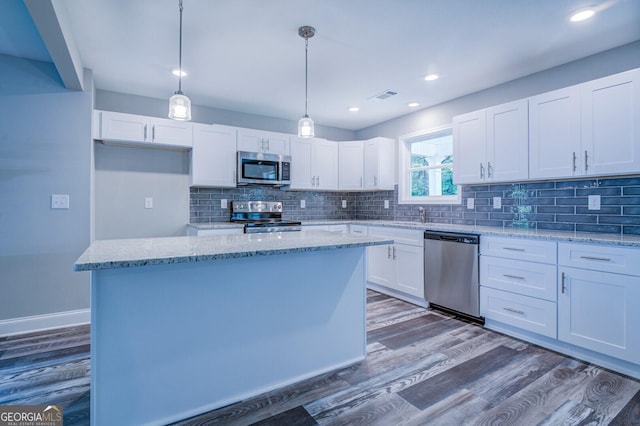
{"left": 398, "top": 126, "right": 460, "bottom": 204}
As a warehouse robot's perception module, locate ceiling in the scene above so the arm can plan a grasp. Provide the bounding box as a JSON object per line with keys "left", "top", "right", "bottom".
{"left": 2, "top": 0, "right": 640, "bottom": 131}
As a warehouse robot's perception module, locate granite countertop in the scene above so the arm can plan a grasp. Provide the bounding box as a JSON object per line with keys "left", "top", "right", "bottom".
{"left": 74, "top": 231, "right": 393, "bottom": 271}
{"left": 188, "top": 220, "right": 640, "bottom": 247}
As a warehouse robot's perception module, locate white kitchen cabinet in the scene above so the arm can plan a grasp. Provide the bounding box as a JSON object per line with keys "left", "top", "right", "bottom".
{"left": 529, "top": 86, "right": 582, "bottom": 179}
{"left": 290, "top": 137, "right": 338, "bottom": 190}
{"left": 367, "top": 227, "right": 424, "bottom": 299}
{"left": 453, "top": 99, "right": 528, "bottom": 185}
{"left": 237, "top": 127, "right": 290, "bottom": 155}
{"left": 338, "top": 141, "right": 364, "bottom": 190}
{"left": 557, "top": 242, "right": 640, "bottom": 364}
{"left": 190, "top": 124, "right": 237, "bottom": 187}
{"left": 581, "top": 68, "right": 640, "bottom": 176}
{"left": 363, "top": 137, "right": 395, "bottom": 190}
{"left": 95, "top": 110, "right": 193, "bottom": 149}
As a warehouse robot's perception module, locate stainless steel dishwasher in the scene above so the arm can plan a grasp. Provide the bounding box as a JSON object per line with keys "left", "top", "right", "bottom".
{"left": 424, "top": 230, "right": 483, "bottom": 323}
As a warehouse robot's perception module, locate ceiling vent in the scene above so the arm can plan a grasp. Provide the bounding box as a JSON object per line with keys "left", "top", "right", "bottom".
{"left": 369, "top": 90, "right": 398, "bottom": 101}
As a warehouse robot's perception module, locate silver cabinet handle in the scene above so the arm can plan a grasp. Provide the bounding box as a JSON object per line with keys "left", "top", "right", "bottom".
{"left": 317, "top": 175, "right": 320, "bottom": 186}
{"left": 144, "top": 124, "right": 148, "bottom": 141}
{"left": 503, "top": 274, "right": 525, "bottom": 280}
{"left": 561, "top": 271, "right": 566, "bottom": 294}
{"left": 572, "top": 152, "right": 577, "bottom": 172}
{"left": 503, "top": 247, "right": 525, "bottom": 252}
{"left": 580, "top": 255, "right": 612, "bottom": 262}
{"left": 503, "top": 307, "right": 525, "bottom": 315}
{"left": 392, "top": 246, "right": 397, "bottom": 260}
{"left": 387, "top": 245, "right": 392, "bottom": 259}
{"left": 480, "top": 163, "right": 485, "bottom": 179}
{"left": 374, "top": 175, "right": 378, "bottom": 186}
{"left": 584, "top": 150, "right": 588, "bottom": 172}
{"left": 266, "top": 139, "right": 270, "bottom": 151}
{"left": 360, "top": 176, "right": 363, "bottom": 187}
{"left": 152, "top": 125, "right": 155, "bottom": 141}
{"left": 487, "top": 162, "right": 493, "bottom": 178}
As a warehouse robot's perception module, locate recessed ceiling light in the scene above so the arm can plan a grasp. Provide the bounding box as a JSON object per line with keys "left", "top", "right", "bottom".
{"left": 408, "top": 102, "right": 420, "bottom": 108}
{"left": 570, "top": 9, "right": 595, "bottom": 22}
{"left": 348, "top": 106, "right": 360, "bottom": 112}
{"left": 172, "top": 68, "right": 187, "bottom": 77}
{"left": 424, "top": 74, "right": 439, "bottom": 81}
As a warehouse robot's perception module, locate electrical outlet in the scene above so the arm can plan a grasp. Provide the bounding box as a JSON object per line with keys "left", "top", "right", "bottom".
{"left": 342, "top": 200, "right": 347, "bottom": 208}
{"left": 588, "top": 194, "right": 601, "bottom": 210}
{"left": 51, "top": 194, "right": 70, "bottom": 209}
{"left": 493, "top": 196, "right": 502, "bottom": 209}
{"left": 300, "top": 199, "right": 306, "bottom": 209}
{"left": 384, "top": 200, "right": 390, "bottom": 209}
{"left": 144, "top": 197, "right": 153, "bottom": 209}
{"left": 220, "top": 199, "right": 228, "bottom": 209}
{"left": 467, "top": 198, "right": 474, "bottom": 209}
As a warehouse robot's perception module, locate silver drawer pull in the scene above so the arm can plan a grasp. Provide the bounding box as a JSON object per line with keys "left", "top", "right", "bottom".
{"left": 503, "top": 307, "right": 525, "bottom": 315}
{"left": 503, "top": 247, "right": 525, "bottom": 252}
{"left": 503, "top": 274, "right": 525, "bottom": 280}
{"left": 580, "top": 255, "right": 612, "bottom": 262}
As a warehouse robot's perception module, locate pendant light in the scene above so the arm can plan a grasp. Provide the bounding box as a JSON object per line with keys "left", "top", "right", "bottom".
{"left": 297, "top": 26, "right": 315, "bottom": 138}
{"left": 168, "top": 0, "right": 191, "bottom": 121}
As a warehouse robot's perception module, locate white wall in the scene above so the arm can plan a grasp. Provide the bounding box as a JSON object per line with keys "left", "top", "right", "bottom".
{"left": 94, "top": 143, "right": 190, "bottom": 239}
{"left": 0, "top": 54, "right": 92, "bottom": 322}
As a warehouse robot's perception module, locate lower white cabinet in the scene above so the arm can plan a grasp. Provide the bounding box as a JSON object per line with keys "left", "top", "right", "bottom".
{"left": 367, "top": 227, "right": 424, "bottom": 299}
{"left": 558, "top": 242, "right": 640, "bottom": 364}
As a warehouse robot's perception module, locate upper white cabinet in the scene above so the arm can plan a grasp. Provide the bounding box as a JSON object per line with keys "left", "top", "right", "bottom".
{"left": 190, "top": 124, "right": 237, "bottom": 187}
{"left": 453, "top": 99, "right": 528, "bottom": 185}
{"left": 237, "top": 127, "right": 290, "bottom": 155}
{"left": 529, "top": 86, "right": 582, "bottom": 179}
{"left": 95, "top": 110, "right": 193, "bottom": 149}
{"left": 290, "top": 137, "right": 338, "bottom": 190}
{"left": 580, "top": 68, "right": 640, "bottom": 176}
{"left": 530, "top": 68, "right": 640, "bottom": 179}
{"left": 363, "top": 137, "right": 395, "bottom": 190}
{"left": 338, "top": 141, "right": 364, "bottom": 190}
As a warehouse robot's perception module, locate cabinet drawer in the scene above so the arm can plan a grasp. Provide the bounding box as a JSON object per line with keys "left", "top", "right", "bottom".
{"left": 369, "top": 227, "right": 423, "bottom": 246}
{"left": 558, "top": 242, "right": 640, "bottom": 276}
{"left": 481, "top": 236, "right": 557, "bottom": 263}
{"left": 480, "top": 256, "right": 557, "bottom": 301}
{"left": 481, "top": 287, "right": 557, "bottom": 338}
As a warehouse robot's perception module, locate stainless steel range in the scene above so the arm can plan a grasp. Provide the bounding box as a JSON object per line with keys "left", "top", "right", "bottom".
{"left": 230, "top": 201, "right": 301, "bottom": 234}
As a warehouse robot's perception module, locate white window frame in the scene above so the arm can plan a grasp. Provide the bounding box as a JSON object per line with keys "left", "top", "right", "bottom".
{"left": 398, "top": 125, "right": 462, "bottom": 205}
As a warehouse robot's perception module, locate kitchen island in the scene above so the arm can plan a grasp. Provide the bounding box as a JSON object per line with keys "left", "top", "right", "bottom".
{"left": 74, "top": 231, "right": 392, "bottom": 426}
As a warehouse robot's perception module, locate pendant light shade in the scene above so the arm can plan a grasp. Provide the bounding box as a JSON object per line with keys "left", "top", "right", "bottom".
{"left": 298, "top": 26, "right": 315, "bottom": 138}
{"left": 169, "top": 0, "right": 191, "bottom": 121}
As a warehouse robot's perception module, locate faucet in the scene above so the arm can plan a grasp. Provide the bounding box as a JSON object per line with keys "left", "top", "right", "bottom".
{"left": 418, "top": 206, "right": 427, "bottom": 224}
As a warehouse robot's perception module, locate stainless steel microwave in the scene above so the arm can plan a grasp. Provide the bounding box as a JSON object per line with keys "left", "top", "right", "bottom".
{"left": 236, "top": 151, "right": 291, "bottom": 186}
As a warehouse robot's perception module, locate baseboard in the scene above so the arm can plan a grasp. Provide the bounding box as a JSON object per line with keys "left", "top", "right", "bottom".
{"left": 0, "top": 309, "right": 90, "bottom": 337}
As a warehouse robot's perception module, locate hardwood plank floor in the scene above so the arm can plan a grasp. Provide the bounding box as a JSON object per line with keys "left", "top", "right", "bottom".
{"left": 1, "top": 292, "right": 639, "bottom": 425}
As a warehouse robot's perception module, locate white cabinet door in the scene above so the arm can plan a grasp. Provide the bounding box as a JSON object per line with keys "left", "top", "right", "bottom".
{"left": 190, "top": 124, "right": 237, "bottom": 187}
{"left": 558, "top": 267, "right": 640, "bottom": 364}
{"left": 486, "top": 99, "right": 528, "bottom": 182}
{"left": 148, "top": 118, "right": 192, "bottom": 148}
{"left": 395, "top": 243, "right": 424, "bottom": 298}
{"left": 290, "top": 137, "right": 314, "bottom": 189}
{"left": 99, "top": 111, "right": 149, "bottom": 143}
{"left": 237, "top": 128, "right": 290, "bottom": 155}
{"left": 581, "top": 68, "right": 640, "bottom": 177}
{"left": 363, "top": 137, "right": 395, "bottom": 190}
{"left": 367, "top": 244, "right": 395, "bottom": 288}
{"left": 314, "top": 139, "right": 339, "bottom": 190}
{"left": 453, "top": 109, "right": 486, "bottom": 184}
{"left": 529, "top": 86, "right": 581, "bottom": 179}
{"left": 339, "top": 141, "right": 364, "bottom": 190}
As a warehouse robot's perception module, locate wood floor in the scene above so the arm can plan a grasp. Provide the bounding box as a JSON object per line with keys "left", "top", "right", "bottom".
{"left": 1, "top": 291, "right": 639, "bottom": 425}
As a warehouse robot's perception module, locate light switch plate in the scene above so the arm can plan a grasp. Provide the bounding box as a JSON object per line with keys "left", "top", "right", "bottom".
{"left": 300, "top": 199, "right": 306, "bottom": 209}
{"left": 51, "top": 194, "right": 70, "bottom": 209}
{"left": 467, "top": 198, "right": 474, "bottom": 209}
{"left": 144, "top": 197, "right": 153, "bottom": 209}
{"left": 588, "top": 194, "right": 601, "bottom": 210}
{"left": 342, "top": 200, "right": 347, "bottom": 208}
{"left": 384, "top": 200, "right": 390, "bottom": 209}
{"left": 220, "top": 199, "right": 228, "bottom": 209}
{"left": 493, "top": 196, "right": 502, "bottom": 209}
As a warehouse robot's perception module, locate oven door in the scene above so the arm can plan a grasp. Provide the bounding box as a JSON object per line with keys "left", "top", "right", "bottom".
{"left": 237, "top": 151, "right": 282, "bottom": 185}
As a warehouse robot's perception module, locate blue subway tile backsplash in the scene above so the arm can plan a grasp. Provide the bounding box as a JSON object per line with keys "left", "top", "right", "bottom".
{"left": 190, "top": 175, "right": 640, "bottom": 235}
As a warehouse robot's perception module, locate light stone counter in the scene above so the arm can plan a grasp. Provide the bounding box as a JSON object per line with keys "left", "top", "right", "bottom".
{"left": 74, "top": 231, "right": 393, "bottom": 271}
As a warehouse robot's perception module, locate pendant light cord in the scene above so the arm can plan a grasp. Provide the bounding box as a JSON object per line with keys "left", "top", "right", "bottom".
{"left": 178, "top": 0, "right": 184, "bottom": 93}
{"left": 304, "top": 37, "right": 309, "bottom": 117}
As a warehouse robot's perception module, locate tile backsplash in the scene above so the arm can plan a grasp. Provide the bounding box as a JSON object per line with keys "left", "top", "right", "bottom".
{"left": 190, "top": 176, "right": 640, "bottom": 235}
